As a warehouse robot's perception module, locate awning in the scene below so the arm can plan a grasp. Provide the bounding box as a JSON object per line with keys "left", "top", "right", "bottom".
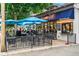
{"left": 49, "top": 8, "right": 74, "bottom": 21}
{"left": 57, "top": 19, "right": 73, "bottom": 24}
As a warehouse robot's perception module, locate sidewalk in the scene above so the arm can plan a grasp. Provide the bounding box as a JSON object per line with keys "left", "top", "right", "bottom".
{"left": 0, "top": 44, "right": 78, "bottom": 56}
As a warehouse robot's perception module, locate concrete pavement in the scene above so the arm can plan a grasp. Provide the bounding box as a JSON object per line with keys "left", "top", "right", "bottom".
{"left": 6, "top": 44, "right": 79, "bottom": 56}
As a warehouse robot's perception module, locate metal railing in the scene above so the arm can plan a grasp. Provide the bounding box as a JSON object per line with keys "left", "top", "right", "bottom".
{"left": 6, "top": 32, "right": 55, "bottom": 51}
{"left": 6, "top": 32, "right": 77, "bottom": 51}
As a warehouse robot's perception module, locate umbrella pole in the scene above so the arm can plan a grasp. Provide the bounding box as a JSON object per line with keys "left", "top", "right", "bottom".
{"left": 14, "top": 24, "right": 17, "bottom": 36}
{"left": 36, "top": 24, "right": 37, "bottom": 31}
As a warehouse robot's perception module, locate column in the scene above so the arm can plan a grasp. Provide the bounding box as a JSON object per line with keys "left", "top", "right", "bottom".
{"left": 73, "top": 4, "right": 79, "bottom": 43}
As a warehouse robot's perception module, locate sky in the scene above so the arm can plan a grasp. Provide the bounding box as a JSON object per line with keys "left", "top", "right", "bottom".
{"left": 53, "top": 3, "right": 65, "bottom": 7}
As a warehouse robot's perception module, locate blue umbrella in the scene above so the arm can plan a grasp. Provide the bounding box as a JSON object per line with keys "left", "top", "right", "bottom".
{"left": 17, "top": 22, "right": 42, "bottom": 26}
{"left": 18, "top": 17, "right": 48, "bottom": 23}
{"left": 17, "top": 22, "right": 34, "bottom": 26}
{"left": 0, "top": 19, "right": 17, "bottom": 24}
{"left": 6, "top": 19, "right": 17, "bottom": 25}
{"left": 34, "top": 22, "right": 41, "bottom": 24}
{"left": 22, "top": 22, "right": 34, "bottom": 25}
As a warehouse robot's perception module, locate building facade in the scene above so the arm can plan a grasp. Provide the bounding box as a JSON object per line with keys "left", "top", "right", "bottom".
{"left": 35, "top": 3, "right": 79, "bottom": 43}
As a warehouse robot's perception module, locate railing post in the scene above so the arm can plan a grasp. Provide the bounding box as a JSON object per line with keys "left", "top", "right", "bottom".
{"left": 50, "top": 39, "right": 52, "bottom": 46}
{"left": 38, "top": 36, "right": 40, "bottom": 46}
{"left": 74, "top": 33, "right": 76, "bottom": 44}
{"left": 66, "top": 33, "right": 69, "bottom": 45}
{"left": 43, "top": 35, "right": 45, "bottom": 46}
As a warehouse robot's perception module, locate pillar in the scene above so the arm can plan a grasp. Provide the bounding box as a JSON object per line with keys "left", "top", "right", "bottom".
{"left": 73, "top": 3, "right": 79, "bottom": 43}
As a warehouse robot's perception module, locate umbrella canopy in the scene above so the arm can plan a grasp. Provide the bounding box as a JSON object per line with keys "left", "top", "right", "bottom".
{"left": 6, "top": 19, "right": 17, "bottom": 25}
{"left": 17, "top": 22, "right": 41, "bottom": 26}
{"left": 17, "top": 22, "right": 34, "bottom": 26}
{"left": 18, "top": 17, "right": 48, "bottom": 23}
{"left": 0, "top": 19, "right": 17, "bottom": 25}
{"left": 0, "top": 17, "right": 47, "bottom": 25}
{"left": 34, "top": 22, "right": 41, "bottom": 24}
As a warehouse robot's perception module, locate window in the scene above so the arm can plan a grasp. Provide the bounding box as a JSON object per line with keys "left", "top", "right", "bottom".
{"left": 62, "top": 22, "right": 73, "bottom": 33}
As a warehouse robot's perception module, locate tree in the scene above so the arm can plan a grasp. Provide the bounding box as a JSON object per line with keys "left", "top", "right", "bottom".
{"left": 5, "top": 3, "right": 52, "bottom": 20}
{"left": 0, "top": 3, "right": 7, "bottom": 52}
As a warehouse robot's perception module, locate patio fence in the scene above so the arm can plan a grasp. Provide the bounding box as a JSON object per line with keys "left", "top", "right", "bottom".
{"left": 6, "top": 32, "right": 76, "bottom": 51}
{"left": 6, "top": 32, "right": 56, "bottom": 51}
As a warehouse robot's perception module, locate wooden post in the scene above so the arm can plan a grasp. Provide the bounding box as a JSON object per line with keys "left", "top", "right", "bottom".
{"left": 0, "top": 3, "right": 7, "bottom": 52}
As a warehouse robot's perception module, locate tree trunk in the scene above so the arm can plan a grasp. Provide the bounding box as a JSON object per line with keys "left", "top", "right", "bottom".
{"left": 0, "top": 3, "right": 7, "bottom": 52}
{"left": 14, "top": 13, "right": 17, "bottom": 36}
{"left": 12, "top": 4, "right": 17, "bottom": 36}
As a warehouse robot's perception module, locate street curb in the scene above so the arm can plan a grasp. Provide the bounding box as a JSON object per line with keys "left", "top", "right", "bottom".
{"left": 0, "top": 44, "right": 79, "bottom": 56}
{"left": 0, "top": 46, "right": 52, "bottom": 56}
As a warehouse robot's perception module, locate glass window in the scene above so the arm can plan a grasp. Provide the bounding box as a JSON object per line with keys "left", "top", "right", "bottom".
{"left": 62, "top": 22, "right": 73, "bottom": 33}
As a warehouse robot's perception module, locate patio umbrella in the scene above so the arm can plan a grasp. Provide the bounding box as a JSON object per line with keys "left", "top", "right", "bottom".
{"left": 17, "top": 22, "right": 41, "bottom": 26}
{"left": 5, "top": 19, "right": 17, "bottom": 25}
{"left": 18, "top": 17, "right": 48, "bottom": 23}
{"left": 0, "top": 19, "right": 17, "bottom": 25}
{"left": 35, "top": 22, "right": 41, "bottom": 24}
{"left": 17, "top": 22, "right": 34, "bottom": 26}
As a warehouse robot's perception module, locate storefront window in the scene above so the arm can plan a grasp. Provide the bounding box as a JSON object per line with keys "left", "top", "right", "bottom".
{"left": 62, "top": 22, "right": 73, "bottom": 33}
{"left": 47, "top": 21, "right": 57, "bottom": 33}
{"left": 56, "top": 24, "right": 61, "bottom": 30}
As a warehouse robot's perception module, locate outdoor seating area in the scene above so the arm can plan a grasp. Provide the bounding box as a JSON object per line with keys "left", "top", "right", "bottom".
{"left": 7, "top": 32, "right": 53, "bottom": 51}
{"left": 2, "top": 17, "right": 60, "bottom": 51}
{"left": 0, "top": 3, "right": 77, "bottom": 52}
{"left": 4, "top": 17, "right": 53, "bottom": 51}
{"left": 0, "top": 15, "right": 76, "bottom": 51}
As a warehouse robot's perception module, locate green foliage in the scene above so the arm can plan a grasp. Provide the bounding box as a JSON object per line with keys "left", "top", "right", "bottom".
{"left": 5, "top": 3, "right": 52, "bottom": 20}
